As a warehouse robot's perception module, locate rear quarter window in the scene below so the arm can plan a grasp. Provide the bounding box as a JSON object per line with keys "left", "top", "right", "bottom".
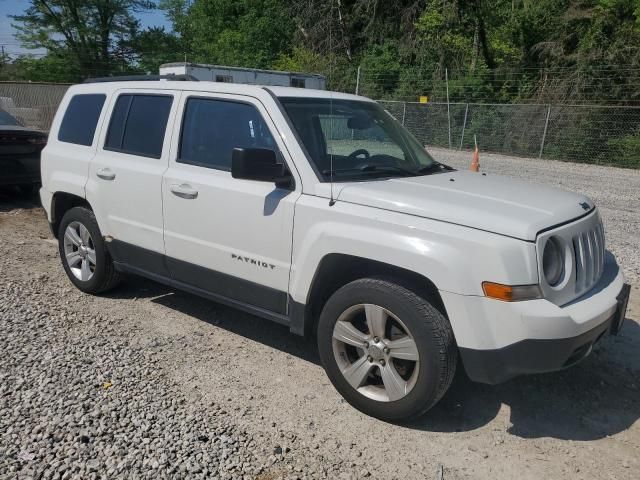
{"left": 58, "top": 94, "right": 106, "bottom": 146}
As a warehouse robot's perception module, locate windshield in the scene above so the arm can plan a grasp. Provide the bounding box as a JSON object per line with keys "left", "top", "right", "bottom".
{"left": 0, "top": 109, "right": 21, "bottom": 126}
{"left": 279, "top": 97, "right": 439, "bottom": 181}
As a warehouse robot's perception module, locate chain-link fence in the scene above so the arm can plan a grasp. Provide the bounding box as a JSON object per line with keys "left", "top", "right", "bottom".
{"left": 379, "top": 100, "right": 640, "bottom": 168}
{"left": 1, "top": 81, "right": 639, "bottom": 168}
{"left": 0, "top": 82, "right": 70, "bottom": 131}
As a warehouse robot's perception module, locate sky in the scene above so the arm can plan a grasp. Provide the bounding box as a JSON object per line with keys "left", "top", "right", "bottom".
{"left": 0, "top": 0, "right": 171, "bottom": 57}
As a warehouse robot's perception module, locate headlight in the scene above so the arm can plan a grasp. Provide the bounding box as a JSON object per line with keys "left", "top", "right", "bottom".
{"left": 542, "top": 236, "right": 564, "bottom": 286}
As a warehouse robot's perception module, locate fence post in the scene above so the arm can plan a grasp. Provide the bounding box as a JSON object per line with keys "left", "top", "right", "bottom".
{"left": 401, "top": 101, "right": 407, "bottom": 125}
{"left": 445, "top": 68, "right": 452, "bottom": 148}
{"left": 355, "top": 65, "right": 361, "bottom": 95}
{"left": 539, "top": 105, "right": 551, "bottom": 158}
{"left": 459, "top": 103, "right": 469, "bottom": 150}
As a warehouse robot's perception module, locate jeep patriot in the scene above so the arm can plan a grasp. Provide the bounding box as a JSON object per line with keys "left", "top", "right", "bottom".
{"left": 40, "top": 79, "right": 630, "bottom": 420}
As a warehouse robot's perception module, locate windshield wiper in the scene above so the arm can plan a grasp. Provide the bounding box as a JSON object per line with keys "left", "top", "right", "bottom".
{"left": 322, "top": 165, "right": 415, "bottom": 177}
{"left": 414, "top": 162, "right": 454, "bottom": 175}
{"left": 359, "top": 164, "right": 417, "bottom": 176}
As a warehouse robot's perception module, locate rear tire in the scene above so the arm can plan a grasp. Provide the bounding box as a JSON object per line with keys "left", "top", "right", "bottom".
{"left": 317, "top": 278, "right": 456, "bottom": 421}
{"left": 58, "top": 207, "right": 121, "bottom": 294}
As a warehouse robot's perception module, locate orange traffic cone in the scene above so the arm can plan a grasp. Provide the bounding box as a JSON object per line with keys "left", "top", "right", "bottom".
{"left": 470, "top": 135, "right": 480, "bottom": 172}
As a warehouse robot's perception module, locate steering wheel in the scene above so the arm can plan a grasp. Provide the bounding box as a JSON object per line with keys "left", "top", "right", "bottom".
{"left": 347, "top": 148, "right": 370, "bottom": 161}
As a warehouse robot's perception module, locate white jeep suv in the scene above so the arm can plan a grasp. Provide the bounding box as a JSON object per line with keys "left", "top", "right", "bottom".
{"left": 40, "top": 78, "right": 630, "bottom": 420}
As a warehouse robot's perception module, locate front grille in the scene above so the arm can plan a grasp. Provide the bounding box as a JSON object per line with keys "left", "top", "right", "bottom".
{"left": 572, "top": 221, "right": 605, "bottom": 293}
{"left": 536, "top": 210, "right": 606, "bottom": 306}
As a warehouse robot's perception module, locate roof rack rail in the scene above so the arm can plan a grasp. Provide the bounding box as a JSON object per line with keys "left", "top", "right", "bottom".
{"left": 83, "top": 74, "right": 198, "bottom": 83}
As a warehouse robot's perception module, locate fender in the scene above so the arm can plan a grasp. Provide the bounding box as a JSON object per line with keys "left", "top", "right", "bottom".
{"left": 288, "top": 195, "right": 539, "bottom": 331}
{"left": 40, "top": 88, "right": 107, "bottom": 224}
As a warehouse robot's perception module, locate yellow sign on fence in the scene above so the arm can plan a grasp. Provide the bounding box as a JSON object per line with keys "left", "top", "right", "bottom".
{"left": 419, "top": 96, "right": 429, "bottom": 104}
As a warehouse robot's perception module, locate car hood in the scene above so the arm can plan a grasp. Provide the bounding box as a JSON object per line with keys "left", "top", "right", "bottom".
{"left": 335, "top": 170, "right": 593, "bottom": 240}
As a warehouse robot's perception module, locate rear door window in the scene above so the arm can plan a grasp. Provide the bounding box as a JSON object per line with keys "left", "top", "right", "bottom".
{"left": 105, "top": 94, "right": 173, "bottom": 158}
{"left": 58, "top": 94, "right": 106, "bottom": 146}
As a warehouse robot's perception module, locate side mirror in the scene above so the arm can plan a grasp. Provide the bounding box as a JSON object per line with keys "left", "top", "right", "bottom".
{"left": 231, "top": 148, "right": 291, "bottom": 186}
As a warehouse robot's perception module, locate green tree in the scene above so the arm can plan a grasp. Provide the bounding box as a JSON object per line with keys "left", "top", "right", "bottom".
{"left": 10, "top": 53, "right": 82, "bottom": 83}
{"left": 170, "top": 0, "right": 295, "bottom": 68}
{"left": 129, "top": 27, "right": 184, "bottom": 74}
{"left": 11, "top": 0, "right": 155, "bottom": 79}
{"left": 0, "top": 47, "right": 13, "bottom": 81}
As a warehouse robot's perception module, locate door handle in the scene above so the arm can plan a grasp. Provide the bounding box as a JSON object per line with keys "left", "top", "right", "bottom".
{"left": 170, "top": 183, "right": 198, "bottom": 199}
{"left": 96, "top": 168, "right": 115, "bottom": 181}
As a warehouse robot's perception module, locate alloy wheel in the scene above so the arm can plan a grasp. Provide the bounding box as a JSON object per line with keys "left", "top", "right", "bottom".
{"left": 63, "top": 221, "right": 96, "bottom": 282}
{"left": 332, "top": 304, "right": 420, "bottom": 402}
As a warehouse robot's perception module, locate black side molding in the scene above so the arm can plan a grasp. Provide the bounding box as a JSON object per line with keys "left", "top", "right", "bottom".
{"left": 107, "top": 239, "right": 297, "bottom": 330}
{"left": 114, "top": 262, "right": 291, "bottom": 328}
{"left": 108, "top": 239, "right": 170, "bottom": 278}
{"left": 166, "top": 256, "right": 287, "bottom": 315}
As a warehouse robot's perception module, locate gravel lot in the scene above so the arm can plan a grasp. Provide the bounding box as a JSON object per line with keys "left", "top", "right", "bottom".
{"left": 1, "top": 153, "right": 639, "bottom": 480}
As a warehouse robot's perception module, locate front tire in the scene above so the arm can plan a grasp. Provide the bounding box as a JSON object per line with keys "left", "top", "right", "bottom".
{"left": 317, "top": 278, "right": 457, "bottom": 421}
{"left": 58, "top": 207, "right": 121, "bottom": 294}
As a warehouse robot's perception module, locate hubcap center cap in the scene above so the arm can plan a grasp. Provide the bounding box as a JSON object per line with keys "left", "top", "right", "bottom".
{"left": 367, "top": 342, "right": 386, "bottom": 361}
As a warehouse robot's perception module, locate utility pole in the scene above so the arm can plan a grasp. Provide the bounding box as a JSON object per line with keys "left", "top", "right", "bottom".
{"left": 0, "top": 46, "right": 6, "bottom": 76}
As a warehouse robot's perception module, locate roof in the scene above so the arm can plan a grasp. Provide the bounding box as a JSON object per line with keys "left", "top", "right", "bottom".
{"left": 160, "top": 62, "right": 326, "bottom": 80}
{"left": 267, "top": 86, "right": 371, "bottom": 101}
{"left": 66, "top": 80, "right": 373, "bottom": 102}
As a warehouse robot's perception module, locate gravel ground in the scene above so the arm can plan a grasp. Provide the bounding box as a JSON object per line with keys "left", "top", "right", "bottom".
{"left": 0, "top": 207, "right": 369, "bottom": 480}
{"left": 1, "top": 154, "right": 639, "bottom": 480}
{"left": 1, "top": 279, "right": 268, "bottom": 479}
{"left": 430, "top": 147, "right": 640, "bottom": 283}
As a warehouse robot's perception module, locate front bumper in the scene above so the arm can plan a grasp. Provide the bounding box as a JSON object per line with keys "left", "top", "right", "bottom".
{"left": 458, "top": 306, "right": 623, "bottom": 384}
{"left": 441, "top": 252, "right": 628, "bottom": 384}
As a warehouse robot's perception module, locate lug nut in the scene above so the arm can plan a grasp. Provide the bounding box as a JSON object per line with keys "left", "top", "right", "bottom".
{"left": 367, "top": 356, "right": 373, "bottom": 362}
{"left": 364, "top": 341, "right": 369, "bottom": 348}
{"left": 373, "top": 336, "right": 380, "bottom": 343}
{"left": 379, "top": 359, "right": 386, "bottom": 366}
{"left": 383, "top": 347, "right": 390, "bottom": 354}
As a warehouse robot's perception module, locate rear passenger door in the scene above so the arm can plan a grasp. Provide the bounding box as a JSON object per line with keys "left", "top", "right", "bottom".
{"left": 86, "top": 89, "right": 180, "bottom": 276}
{"left": 162, "top": 93, "right": 300, "bottom": 316}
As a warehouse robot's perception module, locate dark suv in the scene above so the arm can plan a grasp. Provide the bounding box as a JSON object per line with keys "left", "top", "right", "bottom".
{"left": 0, "top": 109, "right": 47, "bottom": 194}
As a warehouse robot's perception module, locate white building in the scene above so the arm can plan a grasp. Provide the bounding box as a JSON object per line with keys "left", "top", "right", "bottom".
{"left": 159, "top": 62, "right": 326, "bottom": 90}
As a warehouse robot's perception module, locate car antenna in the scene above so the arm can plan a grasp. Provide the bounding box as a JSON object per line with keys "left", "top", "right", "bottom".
{"left": 328, "top": 6, "right": 336, "bottom": 207}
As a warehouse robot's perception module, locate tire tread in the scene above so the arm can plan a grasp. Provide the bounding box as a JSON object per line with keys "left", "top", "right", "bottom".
{"left": 361, "top": 277, "right": 457, "bottom": 416}
{"left": 58, "top": 207, "right": 122, "bottom": 294}
{"left": 317, "top": 276, "right": 457, "bottom": 420}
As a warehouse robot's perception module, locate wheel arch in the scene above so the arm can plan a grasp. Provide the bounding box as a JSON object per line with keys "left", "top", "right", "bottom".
{"left": 50, "top": 192, "right": 92, "bottom": 238}
{"left": 291, "top": 253, "right": 446, "bottom": 337}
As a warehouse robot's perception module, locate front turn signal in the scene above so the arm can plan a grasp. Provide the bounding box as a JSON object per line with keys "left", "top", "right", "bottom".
{"left": 482, "top": 282, "right": 542, "bottom": 302}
